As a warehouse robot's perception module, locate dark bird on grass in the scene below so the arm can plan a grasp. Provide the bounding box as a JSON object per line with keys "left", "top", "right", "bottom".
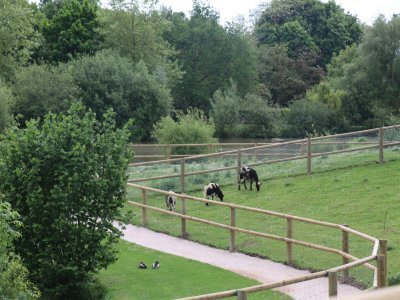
{"left": 138, "top": 261, "right": 147, "bottom": 269}
{"left": 152, "top": 261, "right": 160, "bottom": 269}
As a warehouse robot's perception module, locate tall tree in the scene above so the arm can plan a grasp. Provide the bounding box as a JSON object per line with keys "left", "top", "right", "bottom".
{"left": 99, "top": 0, "right": 182, "bottom": 88}
{"left": 310, "top": 15, "right": 400, "bottom": 127}
{"left": 255, "top": 0, "right": 362, "bottom": 66}
{"left": 0, "top": 103, "right": 132, "bottom": 298}
{"left": 164, "top": 1, "right": 258, "bottom": 112}
{"left": 254, "top": 0, "right": 362, "bottom": 105}
{"left": 0, "top": 0, "right": 41, "bottom": 81}
{"left": 41, "top": 0, "right": 101, "bottom": 62}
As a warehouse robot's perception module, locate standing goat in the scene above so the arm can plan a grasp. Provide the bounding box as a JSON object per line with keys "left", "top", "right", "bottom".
{"left": 238, "top": 166, "right": 261, "bottom": 191}
{"left": 203, "top": 183, "right": 224, "bottom": 206}
{"left": 165, "top": 192, "right": 177, "bottom": 211}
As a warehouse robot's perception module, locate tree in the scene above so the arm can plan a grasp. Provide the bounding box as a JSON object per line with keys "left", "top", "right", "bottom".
{"left": 164, "top": 2, "right": 258, "bottom": 112}
{"left": 254, "top": 0, "right": 362, "bottom": 105}
{"left": 312, "top": 15, "right": 400, "bottom": 127}
{"left": 210, "top": 82, "right": 241, "bottom": 137}
{"left": 41, "top": 0, "right": 101, "bottom": 62}
{"left": 258, "top": 44, "right": 324, "bottom": 106}
{"left": 12, "top": 63, "right": 79, "bottom": 124}
{"left": 0, "top": 102, "right": 132, "bottom": 298}
{"left": 0, "top": 0, "right": 41, "bottom": 81}
{"left": 70, "top": 50, "right": 173, "bottom": 141}
{"left": 99, "top": 0, "right": 182, "bottom": 88}
{"left": 0, "top": 200, "right": 40, "bottom": 299}
{"left": 255, "top": 0, "right": 362, "bottom": 66}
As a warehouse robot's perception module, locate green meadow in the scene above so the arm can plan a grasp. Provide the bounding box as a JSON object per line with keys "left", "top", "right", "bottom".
{"left": 121, "top": 149, "right": 400, "bottom": 291}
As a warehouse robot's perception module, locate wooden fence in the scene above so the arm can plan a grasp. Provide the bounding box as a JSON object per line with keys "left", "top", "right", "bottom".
{"left": 128, "top": 125, "right": 400, "bottom": 193}
{"left": 127, "top": 183, "right": 387, "bottom": 299}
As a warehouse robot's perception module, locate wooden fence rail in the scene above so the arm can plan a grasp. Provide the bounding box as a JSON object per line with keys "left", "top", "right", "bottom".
{"left": 128, "top": 126, "right": 400, "bottom": 192}
{"left": 126, "top": 183, "right": 386, "bottom": 299}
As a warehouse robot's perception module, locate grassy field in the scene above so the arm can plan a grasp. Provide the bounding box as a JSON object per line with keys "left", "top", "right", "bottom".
{"left": 121, "top": 149, "right": 400, "bottom": 289}
{"left": 99, "top": 240, "right": 290, "bottom": 299}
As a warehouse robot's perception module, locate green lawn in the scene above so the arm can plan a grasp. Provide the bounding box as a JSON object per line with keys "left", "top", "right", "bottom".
{"left": 121, "top": 150, "right": 400, "bottom": 288}
{"left": 99, "top": 241, "right": 290, "bottom": 299}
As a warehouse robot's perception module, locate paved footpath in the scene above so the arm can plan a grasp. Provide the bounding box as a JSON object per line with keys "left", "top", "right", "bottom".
{"left": 118, "top": 223, "right": 362, "bottom": 300}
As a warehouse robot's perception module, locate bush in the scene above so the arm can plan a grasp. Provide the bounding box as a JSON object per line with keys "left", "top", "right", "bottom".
{"left": 236, "top": 94, "right": 284, "bottom": 138}
{"left": 284, "top": 99, "right": 347, "bottom": 138}
{"left": 152, "top": 109, "right": 216, "bottom": 155}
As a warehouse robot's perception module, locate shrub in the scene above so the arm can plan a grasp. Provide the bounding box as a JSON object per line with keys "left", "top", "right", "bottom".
{"left": 285, "top": 99, "right": 347, "bottom": 138}
{"left": 152, "top": 109, "right": 216, "bottom": 155}
{"left": 0, "top": 102, "right": 132, "bottom": 297}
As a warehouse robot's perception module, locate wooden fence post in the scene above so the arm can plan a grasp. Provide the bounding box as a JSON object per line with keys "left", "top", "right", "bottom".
{"left": 342, "top": 224, "right": 349, "bottom": 282}
{"left": 181, "top": 195, "right": 188, "bottom": 238}
{"left": 167, "top": 144, "right": 172, "bottom": 159}
{"left": 237, "top": 290, "right": 248, "bottom": 300}
{"left": 237, "top": 151, "right": 242, "bottom": 189}
{"left": 286, "top": 218, "right": 293, "bottom": 266}
{"left": 230, "top": 207, "right": 236, "bottom": 252}
{"left": 328, "top": 271, "right": 338, "bottom": 297}
{"left": 141, "top": 189, "right": 147, "bottom": 227}
{"left": 379, "top": 127, "right": 384, "bottom": 164}
{"left": 377, "top": 254, "right": 387, "bottom": 288}
{"left": 180, "top": 158, "right": 185, "bottom": 193}
{"left": 378, "top": 240, "right": 388, "bottom": 287}
{"left": 307, "top": 138, "right": 312, "bottom": 175}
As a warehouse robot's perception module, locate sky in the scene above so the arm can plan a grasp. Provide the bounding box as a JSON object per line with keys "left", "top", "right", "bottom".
{"left": 151, "top": 0, "right": 399, "bottom": 25}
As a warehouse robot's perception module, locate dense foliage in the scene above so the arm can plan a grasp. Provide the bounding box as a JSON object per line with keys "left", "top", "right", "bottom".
{"left": 0, "top": 200, "right": 40, "bottom": 299}
{"left": 2, "top": 0, "right": 398, "bottom": 140}
{"left": 164, "top": 2, "right": 258, "bottom": 112}
{"left": 71, "top": 50, "right": 172, "bottom": 141}
{"left": 41, "top": 0, "right": 101, "bottom": 62}
{"left": 0, "top": 103, "right": 132, "bottom": 298}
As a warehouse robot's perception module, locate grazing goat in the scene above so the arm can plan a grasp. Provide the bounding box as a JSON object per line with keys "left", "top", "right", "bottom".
{"left": 238, "top": 166, "right": 261, "bottom": 191}
{"left": 203, "top": 183, "right": 224, "bottom": 206}
{"left": 165, "top": 192, "right": 177, "bottom": 211}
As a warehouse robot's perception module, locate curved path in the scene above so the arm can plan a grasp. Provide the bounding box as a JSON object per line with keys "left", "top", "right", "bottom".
{"left": 117, "top": 223, "right": 362, "bottom": 300}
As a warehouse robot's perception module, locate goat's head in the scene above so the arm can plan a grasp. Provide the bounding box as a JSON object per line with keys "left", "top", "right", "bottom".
{"left": 256, "top": 181, "right": 261, "bottom": 192}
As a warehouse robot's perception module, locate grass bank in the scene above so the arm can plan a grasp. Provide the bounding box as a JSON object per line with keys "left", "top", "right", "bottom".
{"left": 99, "top": 240, "right": 289, "bottom": 299}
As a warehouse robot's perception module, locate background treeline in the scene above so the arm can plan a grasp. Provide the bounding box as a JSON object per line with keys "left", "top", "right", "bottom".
{"left": 0, "top": 0, "right": 399, "bottom": 142}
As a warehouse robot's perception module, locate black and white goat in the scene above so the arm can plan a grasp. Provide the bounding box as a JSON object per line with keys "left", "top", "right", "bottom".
{"left": 165, "top": 192, "right": 177, "bottom": 211}
{"left": 203, "top": 183, "right": 224, "bottom": 206}
{"left": 238, "top": 166, "right": 261, "bottom": 191}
